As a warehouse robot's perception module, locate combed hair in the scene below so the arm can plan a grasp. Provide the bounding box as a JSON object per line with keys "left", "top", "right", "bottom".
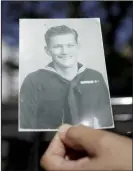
{"left": 45, "top": 25, "right": 78, "bottom": 45}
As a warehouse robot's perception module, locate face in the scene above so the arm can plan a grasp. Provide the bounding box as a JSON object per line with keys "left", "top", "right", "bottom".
{"left": 46, "top": 33, "right": 79, "bottom": 68}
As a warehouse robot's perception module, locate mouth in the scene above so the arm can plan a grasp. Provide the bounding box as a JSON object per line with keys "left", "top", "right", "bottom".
{"left": 58, "top": 56, "right": 72, "bottom": 59}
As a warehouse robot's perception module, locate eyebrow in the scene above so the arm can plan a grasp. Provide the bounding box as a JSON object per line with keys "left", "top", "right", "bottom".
{"left": 52, "top": 43, "right": 75, "bottom": 46}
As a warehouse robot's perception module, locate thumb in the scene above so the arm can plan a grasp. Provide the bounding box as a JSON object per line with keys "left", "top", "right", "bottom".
{"left": 59, "top": 124, "right": 107, "bottom": 156}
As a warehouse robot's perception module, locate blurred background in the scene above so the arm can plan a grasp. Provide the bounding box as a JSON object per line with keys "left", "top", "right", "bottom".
{"left": 1, "top": 1, "right": 133, "bottom": 171}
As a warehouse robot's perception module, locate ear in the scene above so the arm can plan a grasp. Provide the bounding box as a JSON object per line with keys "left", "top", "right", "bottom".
{"left": 44, "top": 46, "right": 50, "bottom": 56}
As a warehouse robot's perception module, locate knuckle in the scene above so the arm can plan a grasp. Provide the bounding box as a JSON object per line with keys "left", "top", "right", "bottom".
{"left": 40, "top": 153, "right": 61, "bottom": 171}
{"left": 40, "top": 153, "right": 51, "bottom": 170}
{"left": 40, "top": 154, "right": 47, "bottom": 168}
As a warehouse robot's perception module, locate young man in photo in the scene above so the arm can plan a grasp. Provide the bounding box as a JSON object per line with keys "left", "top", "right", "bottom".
{"left": 20, "top": 25, "right": 113, "bottom": 129}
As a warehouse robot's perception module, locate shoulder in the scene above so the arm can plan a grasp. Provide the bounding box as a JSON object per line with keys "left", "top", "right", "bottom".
{"left": 23, "top": 70, "right": 40, "bottom": 83}
{"left": 83, "top": 68, "right": 103, "bottom": 79}
{"left": 23, "top": 69, "right": 52, "bottom": 83}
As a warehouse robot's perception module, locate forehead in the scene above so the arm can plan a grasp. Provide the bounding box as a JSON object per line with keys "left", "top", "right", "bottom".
{"left": 49, "top": 33, "right": 77, "bottom": 45}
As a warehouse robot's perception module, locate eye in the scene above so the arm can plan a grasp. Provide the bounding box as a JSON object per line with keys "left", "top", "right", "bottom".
{"left": 68, "top": 44, "right": 74, "bottom": 48}
{"left": 52, "top": 45, "right": 61, "bottom": 49}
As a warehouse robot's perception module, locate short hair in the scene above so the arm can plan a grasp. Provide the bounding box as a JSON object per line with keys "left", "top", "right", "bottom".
{"left": 45, "top": 25, "right": 78, "bottom": 45}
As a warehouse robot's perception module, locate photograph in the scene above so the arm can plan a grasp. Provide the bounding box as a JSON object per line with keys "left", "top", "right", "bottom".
{"left": 19, "top": 18, "right": 114, "bottom": 131}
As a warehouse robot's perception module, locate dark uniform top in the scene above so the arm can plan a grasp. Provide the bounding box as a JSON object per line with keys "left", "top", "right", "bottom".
{"left": 20, "top": 63, "right": 114, "bottom": 129}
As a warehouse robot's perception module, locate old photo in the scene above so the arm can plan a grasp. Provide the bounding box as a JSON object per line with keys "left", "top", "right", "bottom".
{"left": 19, "top": 18, "right": 114, "bottom": 131}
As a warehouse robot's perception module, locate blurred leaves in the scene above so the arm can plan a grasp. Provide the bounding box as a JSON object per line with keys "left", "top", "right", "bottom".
{"left": 1, "top": 1, "right": 133, "bottom": 101}
{"left": 1, "top": 2, "right": 133, "bottom": 171}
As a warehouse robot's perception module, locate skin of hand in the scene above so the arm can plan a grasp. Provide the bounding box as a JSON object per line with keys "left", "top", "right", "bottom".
{"left": 40, "top": 124, "right": 132, "bottom": 171}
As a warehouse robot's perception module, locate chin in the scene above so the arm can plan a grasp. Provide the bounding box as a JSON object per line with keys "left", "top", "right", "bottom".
{"left": 59, "top": 62, "right": 75, "bottom": 68}
{"left": 57, "top": 59, "right": 77, "bottom": 68}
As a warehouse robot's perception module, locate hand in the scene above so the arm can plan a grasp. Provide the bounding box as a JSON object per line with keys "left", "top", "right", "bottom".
{"left": 40, "top": 124, "right": 132, "bottom": 171}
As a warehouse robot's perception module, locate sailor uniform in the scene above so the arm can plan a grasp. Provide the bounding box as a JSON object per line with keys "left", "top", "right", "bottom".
{"left": 20, "top": 63, "right": 113, "bottom": 129}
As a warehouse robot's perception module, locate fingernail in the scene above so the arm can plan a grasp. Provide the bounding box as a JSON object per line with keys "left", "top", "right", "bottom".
{"left": 58, "top": 124, "right": 72, "bottom": 138}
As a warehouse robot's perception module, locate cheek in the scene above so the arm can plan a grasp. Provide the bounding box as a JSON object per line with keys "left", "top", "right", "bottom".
{"left": 51, "top": 49, "right": 61, "bottom": 55}
{"left": 71, "top": 48, "right": 78, "bottom": 55}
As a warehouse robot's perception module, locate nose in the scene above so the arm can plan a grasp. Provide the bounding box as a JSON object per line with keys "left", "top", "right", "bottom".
{"left": 61, "top": 46, "right": 68, "bottom": 55}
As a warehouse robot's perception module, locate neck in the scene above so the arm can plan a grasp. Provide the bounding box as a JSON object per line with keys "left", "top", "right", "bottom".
{"left": 53, "top": 63, "right": 78, "bottom": 81}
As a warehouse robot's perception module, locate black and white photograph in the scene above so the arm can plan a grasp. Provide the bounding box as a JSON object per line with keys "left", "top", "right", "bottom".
{"left": 19, "top": 18, "right": 114, "bottom": 131}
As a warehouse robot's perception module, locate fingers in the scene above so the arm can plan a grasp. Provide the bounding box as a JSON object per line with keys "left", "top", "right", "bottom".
{"left": 40, "top": 124, "right": 95, "bottom": 171}
{"left": 41, "top": 124, "right": 132, "bottom": 171}
{"left": 59, "top": 124, "right": 107, "bottom": 156}
{"left": 46, "top": 124, "right": 71, "bottom": 156}
{"left": 40, "top": 124, "right": 104, "bottom": 171}
{"left": 59, "top": 124, "right": 132, "bottom": 170}
{"left": 40, "top": 124, "right": 79, "bottom": 171}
